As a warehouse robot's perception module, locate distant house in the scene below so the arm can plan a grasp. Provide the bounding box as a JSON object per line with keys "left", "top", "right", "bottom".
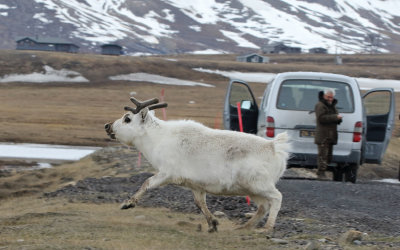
{"left": 263, "top": 42, "right": 301, "bottom": 54}
{"left": 236, "top": 53, "right": 269, "bottom": 63}
{"left": 101, "top": 44, "right": 123, "bottom": 55}
{"left": 309, "top": 47, "right": 327, "bottom": 54}
{"left": 15, "top": 36, "right": 79, "bottom": 53}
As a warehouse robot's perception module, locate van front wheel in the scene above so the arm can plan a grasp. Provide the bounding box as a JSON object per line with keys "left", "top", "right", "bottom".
{"left": 345, "top": 164, "right": 358, "bottom": 183}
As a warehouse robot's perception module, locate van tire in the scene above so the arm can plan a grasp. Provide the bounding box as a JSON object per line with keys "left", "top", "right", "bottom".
{"left": 345, "top": 164, "right": 358, "bottom": 183}
{"left": 332, "top": 167, "right": 344, "bottom": 182}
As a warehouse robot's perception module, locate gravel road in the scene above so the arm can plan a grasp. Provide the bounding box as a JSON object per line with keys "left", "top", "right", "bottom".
{"left": 44, "top": 147, "right": 400, "bottom": 248}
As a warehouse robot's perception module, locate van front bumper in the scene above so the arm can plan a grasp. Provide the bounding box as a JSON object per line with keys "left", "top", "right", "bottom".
{"left": 288, "top": 150, "right": 361, "bottom": 167}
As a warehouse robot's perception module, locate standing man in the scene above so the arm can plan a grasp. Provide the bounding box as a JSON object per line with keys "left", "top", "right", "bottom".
{"left": 314, "top": 88, "right": 342, "bottom": 179}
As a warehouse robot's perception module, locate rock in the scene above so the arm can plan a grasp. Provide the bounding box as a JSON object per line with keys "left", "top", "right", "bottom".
{"left": 244, "top": 212, "right": 255, "bottom": 218}
{"left": 304, "top": 241, "right": 320, "bottom": 250}
{"left": 339, "top": 230, "right": 363, "bottom": 245}
{"left": 213, "top": 211, "right": 226, "bottom": 218}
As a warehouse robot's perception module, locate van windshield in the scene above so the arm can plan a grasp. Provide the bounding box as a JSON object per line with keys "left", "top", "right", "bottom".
{"left": 276, "top": 80, "right": 354, "bottom": 113}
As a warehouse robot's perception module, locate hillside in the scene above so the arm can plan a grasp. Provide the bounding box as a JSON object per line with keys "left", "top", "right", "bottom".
{"left": 1, "top": 0, "right": 400, "bottom": 54}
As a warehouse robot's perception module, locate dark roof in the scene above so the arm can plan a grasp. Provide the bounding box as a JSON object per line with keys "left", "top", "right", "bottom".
{"left": 237, "top": 53, "right": 260, "bottom": 57}
{"left": 15, "top": 36, "right": 78, "bottom": 47}
{"left": 237, "top": 53, "right": 268, "bottom": 58}
{"left": 101, "top": 44, "right": 122, "bottom": 49}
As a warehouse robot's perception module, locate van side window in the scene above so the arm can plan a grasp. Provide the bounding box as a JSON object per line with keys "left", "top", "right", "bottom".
{"left": 364, "top": 91, "right": 391, "bottom": 115}
{"left": 276, "top": 80, "right": 354, "bottom": 112}
{"left": 229, "top": 83, "right": 255, "bottom": 109}
{"left": 261, "top": 79, "right": 273, "bottom": 108}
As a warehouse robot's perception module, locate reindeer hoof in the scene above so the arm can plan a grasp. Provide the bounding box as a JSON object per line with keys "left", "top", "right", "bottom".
{"left": 207, "top": 219, "right": 219, "bottom": 233}
{"left": 120, "top": 203, "right": 135, "bottom": 210}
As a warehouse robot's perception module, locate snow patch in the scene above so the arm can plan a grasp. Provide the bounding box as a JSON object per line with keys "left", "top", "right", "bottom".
{"left": 0, "top": 4, "right": 11, "bottom": 9}
{"left": 0, "top": 143, "right": 100, "bottom": 161}
{"left": 33, "top": 13, "right": 53, "bottom": 24}
{"left": 109, "top": 72, "right": 214, "bottom": 87}
{"left": 189, "top": 49, "right": 227, "bottom": 54}
{"left": 194, "top": 68, "right": 275, "bottom": 83}
{"left": 220, "top": 30, "right": 259, "bottom": 49}
{"left": 374, "top": 179, "right": 400, "bottom": 184}
{"left": 189, "top": 25, "right": 202, "bottom": 32}
{"left": 0, "top": 66, "right": 89, "bottom": 83}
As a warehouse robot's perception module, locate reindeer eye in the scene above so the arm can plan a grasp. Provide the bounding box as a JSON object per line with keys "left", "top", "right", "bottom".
{"left": 124, "top": 116, "right": 131, "bottom": 123}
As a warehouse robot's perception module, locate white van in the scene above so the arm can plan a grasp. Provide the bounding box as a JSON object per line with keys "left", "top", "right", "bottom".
{"left": 224, "top": 72, "right": 396, "bottom": 183}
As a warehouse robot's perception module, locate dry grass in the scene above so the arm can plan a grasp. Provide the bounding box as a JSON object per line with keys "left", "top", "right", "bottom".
{"left": 1, "top": 50, "right": 399, "bottom": 146}
{"left": 0, "top": 196, "right": 274, "bottom": 250}
{"left": 0, "top": 50, "right": 400, "bottom": 248}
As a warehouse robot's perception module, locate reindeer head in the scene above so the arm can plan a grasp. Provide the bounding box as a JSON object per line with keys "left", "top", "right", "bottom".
{"left": 105, "top": 96, "right": 167, "bottom": 145}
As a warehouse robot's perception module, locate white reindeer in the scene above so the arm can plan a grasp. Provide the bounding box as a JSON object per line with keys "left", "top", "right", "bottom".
{"left": 105, "top": 97, "right": 290, "bottom": 233}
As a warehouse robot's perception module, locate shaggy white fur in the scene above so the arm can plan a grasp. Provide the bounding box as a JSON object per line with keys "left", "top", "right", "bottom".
{"left": 107, "top": 108, "right": 290, "bottom": 233}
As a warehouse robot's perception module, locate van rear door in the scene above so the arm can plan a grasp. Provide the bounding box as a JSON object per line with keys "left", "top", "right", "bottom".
{"left": 362, "top": 88, "right": 396, "bottom": 164}
{"left": 223, "top": 80, "right": 258, "bottom": 133}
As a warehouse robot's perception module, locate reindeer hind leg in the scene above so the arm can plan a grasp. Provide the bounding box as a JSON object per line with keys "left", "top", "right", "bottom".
{"left": 192, "top": 190, "right": 219, "bottom": 233}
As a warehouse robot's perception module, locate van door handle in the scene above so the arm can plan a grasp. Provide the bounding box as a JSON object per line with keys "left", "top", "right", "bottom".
{"left": 308, "top": 111, "right": 315, "bottom": 114}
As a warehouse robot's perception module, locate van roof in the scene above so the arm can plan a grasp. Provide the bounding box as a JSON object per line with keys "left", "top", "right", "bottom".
{"left": 275, "top": 72, "right": 356, "bottom": 84}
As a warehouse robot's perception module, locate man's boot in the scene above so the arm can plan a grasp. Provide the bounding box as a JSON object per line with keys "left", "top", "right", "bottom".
{"left": 317, "top": 171, "right": 329, "bottom": 180}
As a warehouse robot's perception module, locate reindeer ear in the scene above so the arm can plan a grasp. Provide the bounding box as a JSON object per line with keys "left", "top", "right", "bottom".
{"left": 140, "top": 108, "right": 149, "bottom": 122}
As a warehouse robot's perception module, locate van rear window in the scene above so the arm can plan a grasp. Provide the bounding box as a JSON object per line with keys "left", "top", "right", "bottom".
{"left": 276, "top": 80, "right": 354, "bottom": 112}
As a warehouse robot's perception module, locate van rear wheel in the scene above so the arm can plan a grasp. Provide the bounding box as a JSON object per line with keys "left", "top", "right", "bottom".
{"left": 345, "top": 164, "right": 358, "bottom": 183}
{"left": 332, "top": 167, "right": 344, "bottom": 182}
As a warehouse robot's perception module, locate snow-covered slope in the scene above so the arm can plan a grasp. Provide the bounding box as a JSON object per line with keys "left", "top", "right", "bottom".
{"left": 1, "top": 0, "right": 400, "bottom": 54}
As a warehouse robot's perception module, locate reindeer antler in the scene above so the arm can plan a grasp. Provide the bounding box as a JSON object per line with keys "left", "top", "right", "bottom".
{"left": 124, "top": 96, "right": 168, "bottom": 114}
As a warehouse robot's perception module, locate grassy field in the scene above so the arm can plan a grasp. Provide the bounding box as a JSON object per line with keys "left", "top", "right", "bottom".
{"left": 0, "top": 195, "right": 276, "bottom": 250}
{"left": 0, "top": 50, "right": 399, "bottom": 175}
{"left": 0, "top": 50, "right": 399, "bottom": 146}
{"left": 0, "top": 50, "right": 400, "bottom": 249}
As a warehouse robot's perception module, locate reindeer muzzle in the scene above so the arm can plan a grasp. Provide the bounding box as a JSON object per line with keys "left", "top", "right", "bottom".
{"left": 104, "top": 123, "right": 116, "bottom": 139}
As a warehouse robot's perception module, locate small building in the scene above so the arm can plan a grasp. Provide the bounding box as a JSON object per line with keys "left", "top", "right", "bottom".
{"left": 236, "top": 53, "right": 269, "bottom": 63}
{"left": 15, "top": 36, "right": 79, "bottom": 53}
{"left": 101, "top": 44, "right": 123, "bottom": 55}
{"left": 309, "top": 47, "right": 328, "bottom": 54}
{"left": 263, "top": 42, "right": 301, "bottom": 54}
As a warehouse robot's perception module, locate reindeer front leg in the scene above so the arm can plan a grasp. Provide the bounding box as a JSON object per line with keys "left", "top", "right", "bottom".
{"left": 121, "top": 173, "right": 169, "bottom": 209}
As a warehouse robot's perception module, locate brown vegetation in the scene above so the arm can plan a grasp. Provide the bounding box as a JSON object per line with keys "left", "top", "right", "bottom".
{"left": 1, "top": 50, "right": 400, "bottom": 249}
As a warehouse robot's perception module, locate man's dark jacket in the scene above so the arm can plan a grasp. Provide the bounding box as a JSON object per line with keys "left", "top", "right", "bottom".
{"left": 314, "top": 91, "right": 342, "bottom": 145}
